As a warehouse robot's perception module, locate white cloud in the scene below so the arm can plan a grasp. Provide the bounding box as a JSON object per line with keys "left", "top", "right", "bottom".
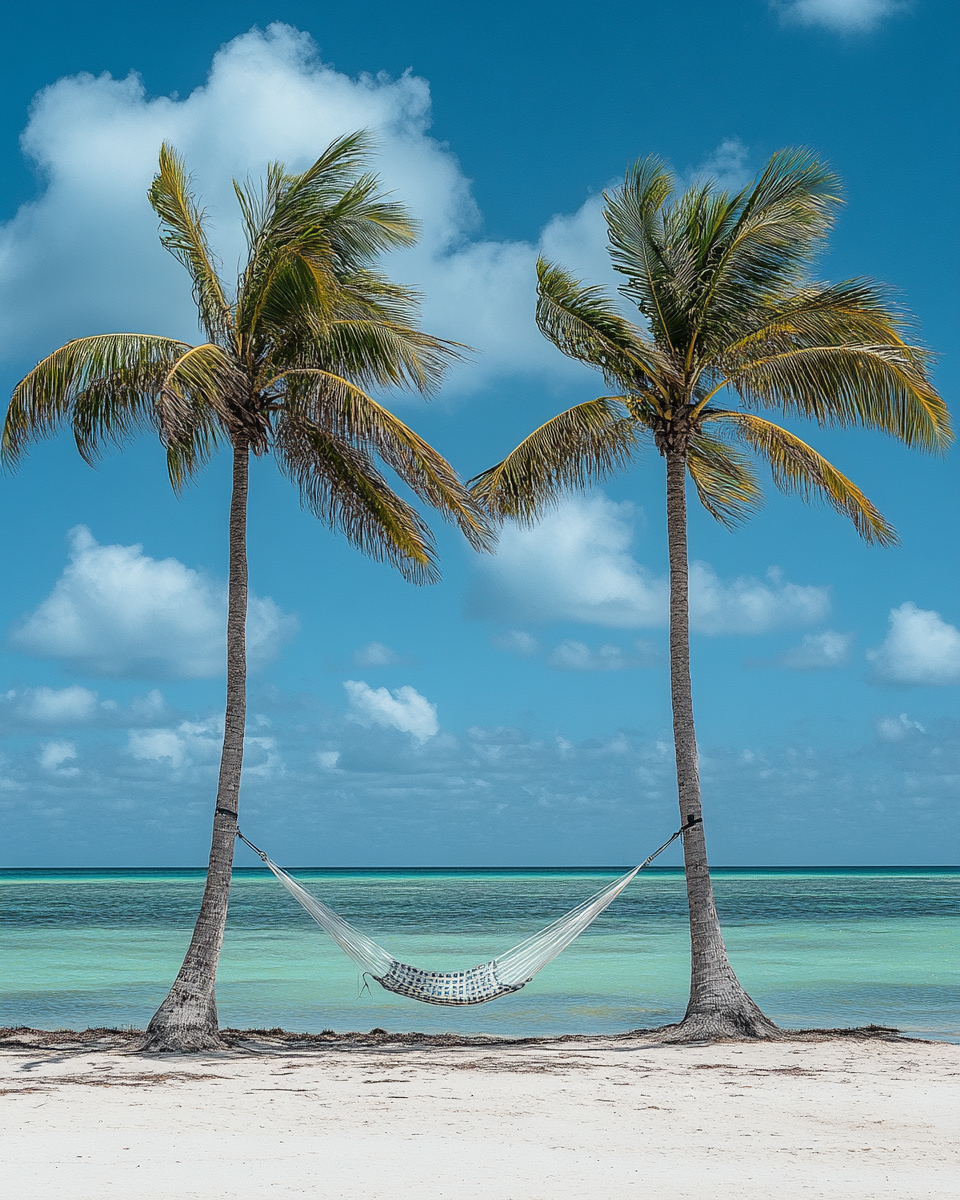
{"left": 469, "top": 495, "right": 667, "bottom": 627}
{"left": 353, "top": 641, "right": 400, "bottom": 667}
{"left": 547, "top": 640, "right": 661, "bottom": 671}
{"left": 10, "top": 526, "right": 296, "bottom": 678}
{"left": 9, "top": 688, "right": 955, "bottom": 866}
{"left": 469, "top": 494, "right": 829, "bottom": 634}
{"left": 0, "top": 23, "right": 603, "bottom": 392}
{"left": 128, "top": 728, "right": 188, "bottom": 769}
{"left": 316, "top": 750, "right": 340, "bottom": 769}
{"left": 538, "top": 192, "right": 623, "bottom": 298}
{"left": 867, "top": 603, "right": 960, "bottom": 685}
{"left": 776, "top": 630, "right": 855, "bottom": 670}
{"left": 777, "top": 0, "right": 907, "bottom": 32}
{"left": 689, "top": 563, "right": 829, "bottom": 634}
{"left": 38, "top": 740, "right": 77, "bottom": 773}
{"left": 6, "top": 685, "right": 100, "bottom": 723}
{"left": 126, "top": 718, "right": 222, "bottom": 770}
{"left": 491, "top": 630, "right": 540, "bottom": 657}
{"left": 344, "top": 680, "right": 439, "bottom": 742}
{"left": 1, "top": 684, "right": 171, "bottom": 730}
{"left": 876, "top": 713, "right": 925, "bottom": 742}
{"left": 687, "top": 138, "right": 753, "bottom": 191}
{"left": 129, "top": 689, "right": 167, "bottom": 721}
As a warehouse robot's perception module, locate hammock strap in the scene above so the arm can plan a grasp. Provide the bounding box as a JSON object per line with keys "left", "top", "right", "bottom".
{"left": 493, "top": 816, "right": 695, "bottom": 986}
{"left": 236, "top": 828, "right": 269, "bottom": 861}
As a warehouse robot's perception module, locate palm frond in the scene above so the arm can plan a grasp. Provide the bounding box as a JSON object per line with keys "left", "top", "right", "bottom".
{"left": 158, "top": 342, "right": 242, "bottom": 435}
{"left": 164, "top": 408, "right": 224, "bottom": 492}
{"left": 2, "top": 334, "right": 194, "bottom": 467}
{"left": 282, "top": 317, "right": 464, "bottom": 394}
{"left": 148, "top": 145, "right": 232, "bottom": 342}
{"left": 696, "top": 149, "right": 841, "bottom": 329}
{"left": 536, "top": 258, "right": 671, "bottom": 395}
{"left": 274, "top": 413, "right": 440, "bottom": 584}
{"left": 714, "top": 279, "right": 915, "bottom": 362}
{"left": 686, "top": 428, "right": 762, "bottom": 527}
{"left": 235, "top": 133, "right": 418, "bottom": 341}
{"left": 603, "top": 156, "right": 680, "bottom": 349}
{"left": 708, "top": 410, "right": 898, "bottom": 545}
{"left": 730, "top": 342, "right": 951, "bottom": 452}
{"left": 468, "top": 397, "right": 640, "bottom": 523}
{"left": 277, "top": 368, "right": 493, "bottom": 551}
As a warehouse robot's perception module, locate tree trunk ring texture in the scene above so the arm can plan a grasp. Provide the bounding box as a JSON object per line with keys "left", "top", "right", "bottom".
{"left": 663, "top": 445, "right": 779, "bottom": 1041}
{"left": 142, "top": 442, "right": 250, "bottom": 1051}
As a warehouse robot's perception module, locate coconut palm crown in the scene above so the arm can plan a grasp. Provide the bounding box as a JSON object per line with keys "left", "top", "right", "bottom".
{"left": 471, "top": 149, "right": 951, "bottom": 1039}
{"left": 3, "top": 133, "right": 492, "bottom": 1050}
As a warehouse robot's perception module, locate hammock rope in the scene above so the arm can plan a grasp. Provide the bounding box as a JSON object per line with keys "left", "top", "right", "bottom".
{"left": 236, "top": 818, "right": 697, "bottom": 1007}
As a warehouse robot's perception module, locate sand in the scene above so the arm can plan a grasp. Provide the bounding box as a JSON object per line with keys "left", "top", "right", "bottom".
{"left": 2, "top": 1030, "right": 957, "bottom": 1199}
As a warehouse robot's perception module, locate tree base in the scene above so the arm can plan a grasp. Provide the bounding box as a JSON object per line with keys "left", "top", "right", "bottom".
{"left": 138, "top": 1024, "right": 230, "bottom": 1053}
{"left": 140, "top": 979, "right": 226, "bottom": 1053}
{"left": 652, "top": 1005, "right": 782, "bottom": 1043}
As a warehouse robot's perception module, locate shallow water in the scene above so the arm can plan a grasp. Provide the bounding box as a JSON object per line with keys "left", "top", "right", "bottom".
{"left": 2, "top": 867, "right": 957, "bottom": 1040}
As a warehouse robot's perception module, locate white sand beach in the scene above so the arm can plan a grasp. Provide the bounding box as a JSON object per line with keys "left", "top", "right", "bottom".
{"left": 2, "top": 1031, "right": 957, "bottom": 1199}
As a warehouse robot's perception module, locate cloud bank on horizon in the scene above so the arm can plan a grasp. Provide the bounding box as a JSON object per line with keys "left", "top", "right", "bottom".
{"left": 2, "top": 680, "right": 953, "bottom": 866}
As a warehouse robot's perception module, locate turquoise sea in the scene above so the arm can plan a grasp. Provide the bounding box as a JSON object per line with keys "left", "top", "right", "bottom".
{"left": 2, "top": 867, "right": 957, "bottom": 1041}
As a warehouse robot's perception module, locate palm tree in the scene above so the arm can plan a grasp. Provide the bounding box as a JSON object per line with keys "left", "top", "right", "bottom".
{"left": 470, "top": 150, "right": 951, "bottom": 1040}
{"left": 3, "top": 133, "right": 491, "bottom": 1051}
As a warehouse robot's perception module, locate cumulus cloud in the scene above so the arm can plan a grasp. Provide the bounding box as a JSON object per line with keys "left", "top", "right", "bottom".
{"left": 491, "top": 630, "right": 540, "bottom": 657}
{"left": 468, "top": 496, "right": 667, "bottom": 627}
{"left": 0, "top": 23, "right": 606, "bottom": 392}
{"left": 469, "top": 494, "right": 829, "bottom": 634}
{"left": 687, "top": 138, "right": 753, "bottom": 191}
{"left": 547, "top": 640, "right": 661, "bottom": 671}
{"left": 6, "top": 688, "right": 956, "bottom": 866}
{"left": 0, "top": 685, "right": 172, "bottom": 730}
{"left": 690, "top": 563, "right": 829, "bottom": 634}
{"left": 867, "top": 603, "right": 960, "bottom": 686}
{"left": 876, "top": 713, "right": 925, "bottom": 741}
{"left": 774, "top": 630, "right": 855, "bottom": 670}
{"left": 10, "top": 526, "right": 296, "bottom": 679}
{"left": 5, "top": 685, "right": 100, "bottom": 724}
{"left": 344, "top": 680, "right": 439, "bottom": 742}
{"left": 352, "top": 642, "right": 401, "bottom": 667}
{"left": 38, "top": 740, "right": 78, "bottom": 773}
{"left": 126, "top": 718, "right": 222, "bottom": 771}
{"left": 777, "top": 0, "right": 908, "bottom": 32}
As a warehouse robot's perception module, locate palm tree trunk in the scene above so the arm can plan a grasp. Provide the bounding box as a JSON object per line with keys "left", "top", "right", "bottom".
{"left": 142, "top": 439, "right": 249, "bottom": 1051}
{"left": 664, "top": 445, "right": 778, "bottom": 1040}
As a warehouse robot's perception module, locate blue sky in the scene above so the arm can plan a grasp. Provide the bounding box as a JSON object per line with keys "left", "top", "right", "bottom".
{"left": 1, "top": 0, "right": 957, "bottom": 866}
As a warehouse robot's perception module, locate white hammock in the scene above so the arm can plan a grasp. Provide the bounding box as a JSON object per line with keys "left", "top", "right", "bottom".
{"left": 237, "top": 824, "right": 688, "bottom": 1006}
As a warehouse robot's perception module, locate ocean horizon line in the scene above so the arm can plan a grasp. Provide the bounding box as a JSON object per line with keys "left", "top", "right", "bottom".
{"left": 2, "top": 864, "right": 957, "bottom": 875}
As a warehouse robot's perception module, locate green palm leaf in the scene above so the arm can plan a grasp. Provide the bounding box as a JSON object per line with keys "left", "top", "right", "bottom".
{"left": 275, "top": 414, "right": 439, "bottom": 584}
{"left": 148, "top": 145, "right": 232, "bottom": 342}
{"left": 469, "top": 397, "right": 639, "bottom": 522}
{"left": 2, "top": 333, "right": 194, "bottom": 467}
{"left": 277, "top": 368, "right": 492, "bottom": 551}
{"left": 686, "top": 429, "right": 762, "bottom": 527}
{"left": 707, "top": 410, "right": 898, "bottom": 545}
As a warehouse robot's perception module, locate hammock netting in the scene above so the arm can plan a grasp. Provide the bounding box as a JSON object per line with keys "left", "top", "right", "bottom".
{"left": 240, "top": 823, "right": 689, "bottom": 1005}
